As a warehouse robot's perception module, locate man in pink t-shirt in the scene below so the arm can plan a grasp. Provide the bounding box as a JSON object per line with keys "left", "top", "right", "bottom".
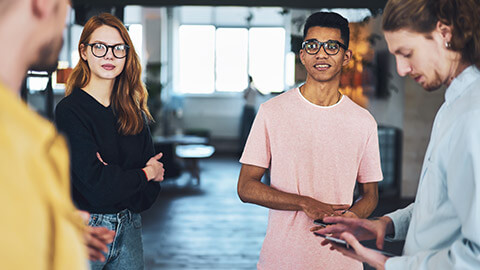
{"left": 237, "top": 12, "right": 383, "bottom": 270}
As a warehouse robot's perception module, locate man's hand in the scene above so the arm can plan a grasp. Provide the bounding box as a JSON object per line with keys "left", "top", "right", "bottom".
{"left": 78, "top": 211, "right": 115, "bottom": 262}
{"left": 300, "top": 196, "right": 350, "bottom": 220}
{"left": 312, "top": 216, "right": 393, "bottom": 250}
{"left": 340, "top": 209, "right": 359, "bottom": 218}
{"left": 85, "top": 226, "right": 116, "bottom": 262}
{"left": 323, "top": 232, "right": 389, "bottom": 270}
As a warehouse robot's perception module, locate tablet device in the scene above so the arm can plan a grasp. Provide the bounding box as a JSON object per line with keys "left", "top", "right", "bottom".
{"left": 313, "top": 219, "right": 335, "bottom": 226}
{"left": 314, "top": 232, "right": 351, "bottom": 249}
{"left": 313, "top": 232, "right": 397, "bottom": 257}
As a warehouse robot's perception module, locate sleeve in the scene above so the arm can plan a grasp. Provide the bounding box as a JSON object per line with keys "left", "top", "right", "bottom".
{"left": 125, "top": 119, "right": 160, "bottom": 208}
{"left": 356, "top": 123, "right": 383, "bottom": 183}
{"left": 55, "top": 103, "right": 149, "bottom": 207}
{"left": 385, "top": 203, "right": 414, "bottom": 241}
{"left": 386, "top": 112, "right": 480, "bottom": 269}
{"left": 141, "top": 114, "right": 155, "bottom": 159}
{"left": 239, "top": 104, "right": 271, "bottom": 168}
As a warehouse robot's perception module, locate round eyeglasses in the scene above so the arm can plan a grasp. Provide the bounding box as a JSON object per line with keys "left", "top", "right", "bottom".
{"left": 302, "top": 39, "right": 347, "bottom": 56}
{"left": 86, "top": 43, "right": 130, "bottom": 59}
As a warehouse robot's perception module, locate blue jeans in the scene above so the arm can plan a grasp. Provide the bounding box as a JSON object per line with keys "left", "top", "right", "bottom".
{"left": 89, "top": 209, "right": 144, "bottom": 270}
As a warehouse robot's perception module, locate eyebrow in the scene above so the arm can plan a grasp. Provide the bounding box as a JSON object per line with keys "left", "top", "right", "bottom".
{"left": 90, "top": 41, "right": 126, "bottom": 45}
{"left": 305, "top": 39, "right": 342, "bottom": 43}
{"left": 394, "top": 45, "right": 412, "bottom": 53}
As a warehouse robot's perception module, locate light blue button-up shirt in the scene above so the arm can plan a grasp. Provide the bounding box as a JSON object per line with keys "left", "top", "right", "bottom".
{"left": 385, "top": 65, "right": 480, "bottom": 269}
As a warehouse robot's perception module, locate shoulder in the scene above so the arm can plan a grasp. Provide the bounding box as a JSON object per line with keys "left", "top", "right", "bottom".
{"left": 260, "top": 88, "right": 297, "bottom": 112}
{"left": 341, "top": 96, "right": 377, "bottom": 128}
{"left": 0, "top": 89, "right": 62, "bottom": 160}
{"left": 56, "top": 88, "right": 81, "bottom": 110}
{"left": 55, "top": 89, "right": 90, "bottom": 122}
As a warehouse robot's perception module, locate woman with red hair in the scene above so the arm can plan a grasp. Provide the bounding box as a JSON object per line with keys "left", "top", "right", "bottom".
{"left": 55, "top": 13, "right": 164, "bottom": 269}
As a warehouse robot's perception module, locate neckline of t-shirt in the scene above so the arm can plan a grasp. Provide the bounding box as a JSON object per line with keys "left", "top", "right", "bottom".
{"left": 77, "top": 88, "right": 111, "bottom": 110}
{"left": 296, "top": 87, "right": 344, "bottom": 109}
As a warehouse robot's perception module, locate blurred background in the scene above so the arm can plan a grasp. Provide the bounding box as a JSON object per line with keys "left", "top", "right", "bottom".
{"left": 23, "top": 1, "right": 445, "bottom": 268}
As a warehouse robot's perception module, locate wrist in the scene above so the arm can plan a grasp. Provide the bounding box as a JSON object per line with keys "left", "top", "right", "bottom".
{"left": 377, "top": 216, "right": 394, "bottom": 236}
{"left": 371, "top": 216, "right": 395, "bottom": 237}
{"left": 142, "top": 167, "right": 152, "bottom": 181}
{"left": 342, "top": 209, "right": 359, "bottom": 217}
{"left": 298, "top": 196, "right": 311, "bottom": 211}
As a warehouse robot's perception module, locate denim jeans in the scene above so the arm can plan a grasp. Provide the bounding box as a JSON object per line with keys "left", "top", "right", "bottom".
{"left": 89, "top": 209, "right": 144, "bottom": 270}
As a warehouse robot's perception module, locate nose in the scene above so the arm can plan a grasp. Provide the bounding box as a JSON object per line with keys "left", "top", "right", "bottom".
{"left": 395, "top": 56, "right": 412, "bottom": 77}
{"left": 104, "top": 47, "right": 115, "bottom": 59}
{"left": 313, "top": 44, "right": 329, "bottom": 59}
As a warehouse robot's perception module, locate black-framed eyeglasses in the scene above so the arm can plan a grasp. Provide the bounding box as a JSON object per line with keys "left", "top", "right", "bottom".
{"left": 86, "top": 43, "right": 130, "bottom": 59}
{"left": 302, "top": 39, "right": 347, "bottom": 56}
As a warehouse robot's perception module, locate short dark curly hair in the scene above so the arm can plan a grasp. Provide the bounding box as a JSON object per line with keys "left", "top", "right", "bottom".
{"left": 303, "top": 12, "right": 350, "bottom": 49}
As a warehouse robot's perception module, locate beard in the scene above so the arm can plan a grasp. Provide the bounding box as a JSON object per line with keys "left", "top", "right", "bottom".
{"left": 422, "top": 72, "right": 444, "bottom": 92}
{"left": 29, "top": 36, "right": 64, "bottom": 73}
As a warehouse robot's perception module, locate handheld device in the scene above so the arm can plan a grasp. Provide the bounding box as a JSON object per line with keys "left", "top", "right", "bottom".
{"left": 314, "top": 232, "right": 351, "bottom": 249}
{"left": 313, "top": 232, "right": 397, "bottom": 257}
{"left": 313, "top": 219, "right": 335, "bottom": 226}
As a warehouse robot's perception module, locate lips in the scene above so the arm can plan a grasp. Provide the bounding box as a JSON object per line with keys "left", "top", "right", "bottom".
{"left": 102, "top": 64, "right": 115, "bottom": 71}
{"left": 413, "top": 75, "right": 422, "bottom": 83}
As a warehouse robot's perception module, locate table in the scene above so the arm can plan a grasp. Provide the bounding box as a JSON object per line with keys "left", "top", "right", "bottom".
{"left": 153, "top": 135, "right": 208, "bottom": 145}
{"left": 175, "top": 144, "right": 215, "bottom": 185}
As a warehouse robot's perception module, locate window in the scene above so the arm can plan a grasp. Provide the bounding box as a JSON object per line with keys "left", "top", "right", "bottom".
{"left": 216, "top": 28, "right": 248, "bottom": 92}
{"left": 248, "top": 27, "right": 285, "bottom": 93}
{"left": 177, "top": 25, "right": 286, "bottom": 94}
{"left": 178, "top": 25, "right": 215, "bottom": 94}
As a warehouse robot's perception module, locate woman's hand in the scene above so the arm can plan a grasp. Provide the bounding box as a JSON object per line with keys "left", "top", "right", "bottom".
{"left": 96, "top": 152, "right": 108, "bottom": 165}
{"left": 143, "top": 153, "right": 165, "bottom": 182}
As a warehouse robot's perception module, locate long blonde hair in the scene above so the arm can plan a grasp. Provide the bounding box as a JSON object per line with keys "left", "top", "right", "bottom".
{"left": 66, "top": 13, "right": 152, "bottom": 135}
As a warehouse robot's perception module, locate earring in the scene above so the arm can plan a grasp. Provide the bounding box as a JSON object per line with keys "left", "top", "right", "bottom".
{"left": 445, "top": 41, "right": 451, "bottom": 48}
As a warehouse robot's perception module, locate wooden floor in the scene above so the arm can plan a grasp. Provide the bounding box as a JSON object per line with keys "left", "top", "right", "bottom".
{"left": 142, "top": 156, "right": 268, "bottom": 270}
{"left": 142, "top": 155, "right": 412, "bottom": 270}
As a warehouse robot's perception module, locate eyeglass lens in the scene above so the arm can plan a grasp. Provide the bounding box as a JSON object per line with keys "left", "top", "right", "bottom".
{"left": 91, "top": 43, "right": 128, "bottom": 58}
{"left": 304, "top": 40, "right": 340, "bottom": 55}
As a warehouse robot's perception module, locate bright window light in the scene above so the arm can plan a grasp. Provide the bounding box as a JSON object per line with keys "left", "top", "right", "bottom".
{"left": 128, "top": 24, "right": 143, "bottom": 66}
{"left": 285, "top": 52, "right": 295, "bottom": 87}
{"left": 249, "top": 27, "right": 285, "bottom": 93}
{"left": 27, "top": 71, "right": 49, "bottom": 92}
{"left": 216, "top": 28, "right": 248, "bottom": 92}
{"left": 178, "top": 25, "right": 215, "bottom": 94}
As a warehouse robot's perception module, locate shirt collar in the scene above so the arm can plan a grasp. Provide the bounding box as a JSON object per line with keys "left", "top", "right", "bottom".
{"left": 445, "top": 65, "right": 480, "bottom": 105}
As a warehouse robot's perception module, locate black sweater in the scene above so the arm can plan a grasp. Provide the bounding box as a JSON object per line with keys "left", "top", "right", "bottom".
{"left": 55, "top": 87, "right": 160, "bottom": 214}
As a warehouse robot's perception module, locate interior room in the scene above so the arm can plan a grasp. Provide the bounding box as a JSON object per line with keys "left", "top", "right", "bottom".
{"left": 22, "top": 0, "right": 446, "bottom": 268}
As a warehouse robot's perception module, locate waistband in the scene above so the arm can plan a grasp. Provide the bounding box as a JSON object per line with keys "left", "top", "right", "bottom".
{"left": 91, "top": 209, "right": 135, "bottom": 223}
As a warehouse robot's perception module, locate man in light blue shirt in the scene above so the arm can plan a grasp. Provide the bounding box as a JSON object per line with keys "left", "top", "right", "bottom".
{"left": 315, "top": 0, "right": 480, "bottom": 269}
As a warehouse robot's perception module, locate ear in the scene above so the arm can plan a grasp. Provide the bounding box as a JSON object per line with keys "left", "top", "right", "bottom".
{"left": 299, "top": 49, "right": 306, "bottom": 66}
{"left": 31, "top": 0, "right": 55, "bottom": 19}
{"left": 342, "top": 49, "right": 352, "bottom": 67}
{"left": 80, "top": 44, "right": 88, "bottom": 61}
{"left": 436, "top": 21, "right": 453, "bottom": 44}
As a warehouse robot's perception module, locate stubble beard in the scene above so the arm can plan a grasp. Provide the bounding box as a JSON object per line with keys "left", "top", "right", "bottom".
{"left": 422, "top": 72, "right": 444, "bottom": 92}
{"left": 29, "top": 36, "right": 63, "bottom": 73}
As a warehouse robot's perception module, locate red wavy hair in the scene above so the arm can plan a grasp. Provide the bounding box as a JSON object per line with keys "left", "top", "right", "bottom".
{"left": 66, "top": 13, "right": 153, "bottom": 135}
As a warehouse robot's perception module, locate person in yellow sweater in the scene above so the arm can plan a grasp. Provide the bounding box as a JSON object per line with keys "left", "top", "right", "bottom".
{"left": 0, "top": 0, "right": 113, "bottom": 268}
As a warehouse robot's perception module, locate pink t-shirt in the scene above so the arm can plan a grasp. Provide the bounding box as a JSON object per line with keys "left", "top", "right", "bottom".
{"left": 240, "top": 88, "right": 383, "bottom": 270}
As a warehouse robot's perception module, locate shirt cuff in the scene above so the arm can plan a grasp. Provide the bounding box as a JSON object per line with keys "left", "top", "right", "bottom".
{"left": 385, "top": 209, "right": 411, "bottom": 241}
